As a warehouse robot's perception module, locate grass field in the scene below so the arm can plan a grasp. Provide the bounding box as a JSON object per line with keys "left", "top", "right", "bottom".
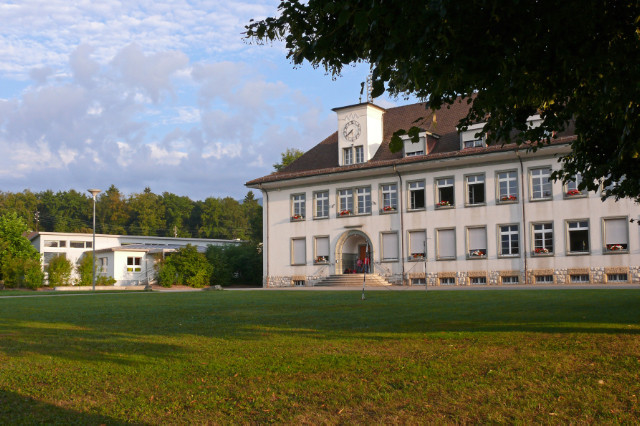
{"left": 0, "top": 289, "right": 638, "bottom": 423}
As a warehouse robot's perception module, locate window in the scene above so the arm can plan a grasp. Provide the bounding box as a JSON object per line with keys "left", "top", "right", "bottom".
{"left": 532, "top": 223, "right": 554, "bottom": 255}
{"left": 338, "top": 187, "right": 371, "bottom": 216}
{"left": 567, "top": 220, "right": 590, "bottom": 254}
{"left": 291, "top": 238, "right": 306, "bottom": 265}
{"left": 466, "top": 174, "right": 485, "bottom": 205}
{"left": 530, "top": 167, "right": 552, "bottom": 200}
{"left": 355, "top": 146, "right": 364, "bottom": 163}
{"left": 411, "top": 278, "right": 426, "bottom": 285}
{"left": 608, "top": 273, "right": 628, "bottom": 282}
{"left": 565, "top": 173, "right": 586, "bottom": 198}
{"left": 338, "top": 189, "right": 354, "bottom": 216}
{"left": 293, "top": 280, "right": 305, "bottom": 286}
{"left": 408, "top": 230, "right": 426, "bottom": 260}
{"left": 291, "top": 194, "right": 305, "bottom": 220}
{"left": 436, "top": 228, "right": 456, "bottom": 260}
{"left": 356, "top": 187, "right": 371, "bottom": 215}
{"left": 467, "top": 227, "right": 487, "bottom": 258}
{"left": 408, "top": 181, "right": 425, "bottom": 210}
{"left": 343, "top": 147, "right": 353, "bottom": 165}
{"left": 70, "top": 241, "right": 89, "bottom": 248}
{"left": 603, "top": 218, "right": 628, "bottom": 252}
{"left": 381, "top": 184, "right": 397, "bottom": 212}
{"left": 127, "top": 257, "right": 141, "bottom": 272}
{"left": 499, "top": 224, "right": 519, "bottom": 256}
{"left": 497, "top": 171, "right": 518, "bottom": 202}
{"left": 99, "top": 257, "right": 108, "bottom": 268}
{"left": 464, "top": 138, "right": 484, "bottom": 148}
{"left": 570, "top": 274, "right": 590, "bottom": 283}
{"left": 314, "top": 191, "right": 329, "bottom": 219}
{"left": 381, "top": 232, "right": 399, "bottom": 261}
{"left": 535, "top": 275, "right": 554, "bottom": 284}
{"left": 470, "top": 276, "right": 487, "bottom": 285}
{"left": 43, "top": 252, "right": 65, "bottom": 266}
{"left": 440, "top": 277, "right": 456, "bottom": 285}
{"left": 501, "top": 276, "right": 520, "bottom": 284}
{"left": 460, "top": 124, "right": 485, "bottom": 149}
{"left": 44, "top": 240, "right": 67, "bottom": 248}
{"left": 436, "top": 178, "right": 454, "bottom": 207}
{"left": 314, "top": 236, "right": 329, "bottom": 263}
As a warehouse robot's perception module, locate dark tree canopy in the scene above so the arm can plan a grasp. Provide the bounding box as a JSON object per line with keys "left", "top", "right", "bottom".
{"left": 246, "top": 1, "right": 640, "bottom": 200}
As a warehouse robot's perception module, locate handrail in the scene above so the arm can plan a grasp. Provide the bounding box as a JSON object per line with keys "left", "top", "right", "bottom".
{"left": 372, "top": 261, "right": 392, "bottom": 276}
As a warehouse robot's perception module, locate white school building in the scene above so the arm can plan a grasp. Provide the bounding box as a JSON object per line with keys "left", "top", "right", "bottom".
{"left": 247, "top": 100, "right": 639, "bottom": 287}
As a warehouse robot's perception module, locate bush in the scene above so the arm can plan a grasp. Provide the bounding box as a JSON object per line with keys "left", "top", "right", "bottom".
{"left": 157, "top": 245, "right": 213, "bottom": 288}
{"left": 75, "top": 253, "right": 116, "bottom": 286}
{"left": 2, "top": 255, "right": 44, "bottom": 289}
{"left": 47, "top": 255, "right": 73, "bottom": 287}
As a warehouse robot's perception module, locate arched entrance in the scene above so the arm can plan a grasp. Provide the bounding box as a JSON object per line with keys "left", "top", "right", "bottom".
{"left": 335, "top": 230, "right": 374, "bottom": 274}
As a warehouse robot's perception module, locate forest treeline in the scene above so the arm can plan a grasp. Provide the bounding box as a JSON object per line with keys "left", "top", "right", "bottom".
{"left": 0, "top": 185, "right": 262, "bottom": 242}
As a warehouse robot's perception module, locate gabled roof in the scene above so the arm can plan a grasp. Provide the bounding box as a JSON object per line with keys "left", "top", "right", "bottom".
{"left": 246, "top": 99, "right": 575, "bottom": 186}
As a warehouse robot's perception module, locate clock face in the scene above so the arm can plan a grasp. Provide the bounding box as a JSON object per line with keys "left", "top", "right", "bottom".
{"left": 342, "top": 120, "right": 361, "bottom": 142}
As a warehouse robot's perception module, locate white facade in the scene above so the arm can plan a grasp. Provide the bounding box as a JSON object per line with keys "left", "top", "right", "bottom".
{"left": 248, "top": 102, "right": 640, "bottom": 287}
{"left": 30, "top": 232, "right": 241, "bottom": 286}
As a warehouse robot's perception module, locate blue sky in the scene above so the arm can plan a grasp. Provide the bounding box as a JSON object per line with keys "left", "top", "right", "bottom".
{"left": 0, "top": 0, "right": 407, "bottom": 200}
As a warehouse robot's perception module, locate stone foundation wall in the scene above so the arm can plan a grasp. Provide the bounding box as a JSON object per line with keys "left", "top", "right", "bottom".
{"left": 265, "top": 265, "right": 640, "bottom": 287}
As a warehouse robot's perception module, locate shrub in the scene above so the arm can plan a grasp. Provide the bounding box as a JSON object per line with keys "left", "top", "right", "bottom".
{"left": 75, "top": 254, "right": 116, "bottom": 286}
{"left": 205, "top": 242, "right": 262, "bottom": 286}
{"left": 157, "top": 245, "right": 213, "bottom": 288}
{"left": 47, "top": 255, "right": 73, "bottom": 287}
{"left": 2, "top": 255, "right": 44, "bottom": 289}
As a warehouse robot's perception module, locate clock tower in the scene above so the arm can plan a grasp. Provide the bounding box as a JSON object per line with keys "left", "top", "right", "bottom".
{"left": 333, "top": 102, "right": 385, "bottom": 166}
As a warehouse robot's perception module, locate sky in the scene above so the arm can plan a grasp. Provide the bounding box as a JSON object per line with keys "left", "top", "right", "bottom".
{"left": 0, "top": 0, "right": 408, "bottom": 201}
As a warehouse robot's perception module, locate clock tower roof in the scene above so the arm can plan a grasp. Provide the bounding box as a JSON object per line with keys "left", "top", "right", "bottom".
{"left": 331, "top": 102, "right": 386, "bottom": 113}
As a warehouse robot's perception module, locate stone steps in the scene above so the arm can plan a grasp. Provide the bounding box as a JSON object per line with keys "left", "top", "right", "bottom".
{"left": 314, "top": 274, "right": 392, "bottom": 287}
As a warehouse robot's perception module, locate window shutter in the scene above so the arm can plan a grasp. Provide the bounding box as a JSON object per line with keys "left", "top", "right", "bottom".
{"left": 409, "top": 231, "right": 426, "bottom": 254}
{"left": 382, "top": 233, "right": 398, "bottom": 260}
{"left": 293, "top": 239, "right": 306, "bottom": 264}
{"left": 605, "top": 219, "right": 627, "bottom": 244}
{"left": 316, "top": 237, "right": 329, "bottom": 257}
{"left": 438, "top": 229, "right": 456, "bottom": 258}
{"left": 468, "top": 227, "right": 487, "bottom": 250}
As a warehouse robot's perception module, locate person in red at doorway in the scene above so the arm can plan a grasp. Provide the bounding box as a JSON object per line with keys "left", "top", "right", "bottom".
{"left": 356, "top": 258, "right": 363, "bottom": 273}
{"left": 363, "top": 256, "right": 370, "bottom": 273}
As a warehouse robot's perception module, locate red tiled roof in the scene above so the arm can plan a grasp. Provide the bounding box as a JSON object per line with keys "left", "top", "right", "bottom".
{"left": 247, "top": 100, "right": 575, "bottom": 186}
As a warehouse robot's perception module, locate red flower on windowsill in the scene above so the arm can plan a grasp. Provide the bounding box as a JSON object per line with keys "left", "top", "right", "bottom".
{"left": 339, "top": 210, "right": 352, "bottom": 216}
{"left": 566, "top": 189, "right": 581, "bottom": 196}
{"left": 383, "top": 205, "right": 396, "bottom": 212}
{"left": 291, "top": 214, "right": 304, "bottom": 220}
{"left": 469, "top": 250, "right": 485, "bottom": 257}
{"left": 500, "top": 195, "right": 517, "bottom": 201}
{"left": 534, "top": 247, "right": 549, "bottom": 254}
{"left": 437, "top": 200, "right": 451, "bottom": 207}
{"left": 315, "top": 256, "right": 328, "bottom": 263}
{"left": 606, "top": 244, "right": 625, "bottom": 251}
{"left": 411, "top": 253, "right": 425, "bottom": 259}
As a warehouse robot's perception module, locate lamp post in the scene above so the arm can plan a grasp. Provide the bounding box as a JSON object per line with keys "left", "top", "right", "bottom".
{"left": 88, "top": 189, "right": 101, "bottom": 291}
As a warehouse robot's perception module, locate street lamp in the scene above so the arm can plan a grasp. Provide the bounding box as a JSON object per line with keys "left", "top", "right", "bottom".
{"left": 88, "top": 189, "right": 101, "bottom": 291}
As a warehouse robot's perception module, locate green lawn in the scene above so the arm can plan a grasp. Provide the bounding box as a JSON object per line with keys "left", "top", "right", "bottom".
{"left": 0, "top": 290, "right": 638, "bottom": 423}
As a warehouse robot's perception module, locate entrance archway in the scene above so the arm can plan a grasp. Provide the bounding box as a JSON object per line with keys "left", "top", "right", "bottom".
{"left": 335, "top": 230, "right": 374, "bottom": 274}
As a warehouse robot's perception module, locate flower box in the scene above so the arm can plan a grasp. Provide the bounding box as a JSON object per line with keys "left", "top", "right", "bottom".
{"left": 534, "top": 247, "right": 550, "bottom": 254}
{"left": 500, "top": 195, "right": 517, "bottom": 202}
{"left": 315, "top": 256, "right": 329, "bottom": 263}
{"left": 291, "top": 214, "right": 304, "bottom": 220}
{"left": 566, "top": 189, "right": 582, "bottom": 197}
{"left": 436, "top": 200, "right": 451, "bottom": 207}
{"left": 469, "top": 250, "right": 486, "bottom": 257}
{"left": 606, "top": 244, "right": 626, "bottom": 251}
{"left": 410, "top": 253, "right": 425, "bottom": 260}
{"left": 339, "top": 210, "right": 352, "bottom": 216}
{"left": 382, "top": 206, "right": 396, "bottom": 212}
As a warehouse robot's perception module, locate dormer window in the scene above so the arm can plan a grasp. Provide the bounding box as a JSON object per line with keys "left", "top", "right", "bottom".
{"left": 460, "top": 123, "right": 486, "bottom": 149}
{"left": 355, "top": 146, "right": 364, "bottom": 163}
{"left": 343, "top": 145, "right": 365, "bottom": 165}
{"left": 403, "top": 135, "right": 426, "bottom": 157}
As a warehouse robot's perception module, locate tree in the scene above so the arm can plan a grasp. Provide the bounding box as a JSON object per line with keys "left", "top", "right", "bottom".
{"left": 0, "top": 212, "right": 43, "bottom": 288}
{"left": 246, "top": 1, "right": 640, "bottom": 200}
{"left": 273, "top": 148, "right": 304, "bottom": 172}
{"left": 97, "top": 185, "right": 129, "bottom": 235}
{"left": 243, "top": 191, "right": 263, "bottom": 243}
{"left": 128, "top": 187, "right": 166, "bottom": 235}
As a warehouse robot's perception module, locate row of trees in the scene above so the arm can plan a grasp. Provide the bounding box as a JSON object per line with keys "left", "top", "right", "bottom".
{"left": 0, "top": 186, "right": 262, "bottom": 241}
